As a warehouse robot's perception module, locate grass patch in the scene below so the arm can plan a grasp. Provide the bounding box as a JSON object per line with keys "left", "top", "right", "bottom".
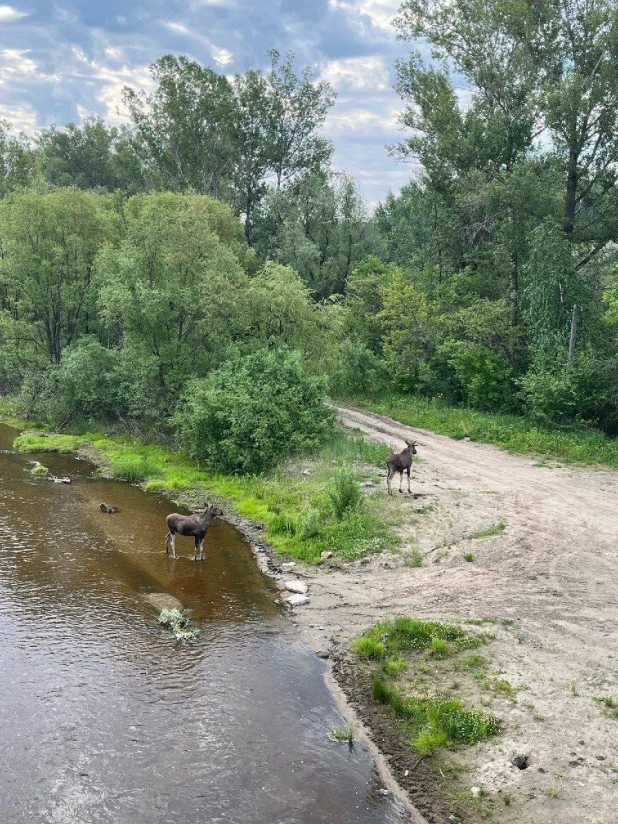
{"left": 463, "top": 552, "right": 474, "bottom": 562}
{"left": 471, "top": 521, "right": 505, "bottom": 539}
{"left": 353, "top": 617, "right": 499, "bottom": 759}
{"left": 110, "top": 456, "right": 164, "bottom": 483}
{"left": 372, "top": 675, "right": 499, "bottom": 755}
{"left": 345, "top": 392, "right": 618, "bottom": 467}
{"left": 13, "top": 432, "right": 83, "bottom": 453}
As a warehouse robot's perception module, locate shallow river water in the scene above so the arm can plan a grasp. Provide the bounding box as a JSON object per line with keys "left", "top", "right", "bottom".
{"left": 0, "top": 425, "right": 409, "bottom": 824}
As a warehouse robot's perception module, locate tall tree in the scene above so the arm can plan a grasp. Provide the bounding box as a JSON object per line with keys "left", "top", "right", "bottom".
{"left": 263, "top": 50, "right": 336, "bottom": 192}
{"left": 123, "top": 55, "right": 238, "bottom": 199}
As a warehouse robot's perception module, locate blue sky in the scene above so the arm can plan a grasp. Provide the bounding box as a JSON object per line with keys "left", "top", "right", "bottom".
{"left": 0, "top": 0, "right": 422, "bottom": 203}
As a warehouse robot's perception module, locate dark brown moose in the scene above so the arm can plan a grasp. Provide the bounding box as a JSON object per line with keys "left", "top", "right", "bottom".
{"left": 386, "top": 440, "right": 418, "bottom": 495}
{"left": 165, "top": 503, "right": 223, "bottom": 561}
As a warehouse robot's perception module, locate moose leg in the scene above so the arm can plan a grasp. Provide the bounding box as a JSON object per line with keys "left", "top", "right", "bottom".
{"left": 399, "top": 471, "right": 404, "bottom": 493}
{"left": 170, "top": 532, "right": 177, "bottom": 559}
{"left": 386, "top": 467, "right": 392, "bottom": 495}
{"left": 193, "top": 537, "right": 199, "bottom": 562}
{"left": 199, "top": 538, "right": 205, "bottom": 561}
{"left": 406, "top": 467, "right": 411, "bottom": 495}
{"left": 165, "top": 531, "right": 171, "bottom": 554}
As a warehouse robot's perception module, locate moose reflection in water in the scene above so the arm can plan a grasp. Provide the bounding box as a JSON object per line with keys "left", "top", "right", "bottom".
{"left": 165, "top": 502, "right": 224, "bottom": 561}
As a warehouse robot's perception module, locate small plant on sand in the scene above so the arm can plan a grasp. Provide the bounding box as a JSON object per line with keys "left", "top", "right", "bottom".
{"left": 471, "top": 521, "right": 505, "bottom": 539}
{"left": 158, "top": 608, "right": 199, "bottom": 643}
{"left": 329, "top": 724, "right": 356, "bottom": 743}
{"left": 404, "top": 547, "right": 424, "bottom": 567}
{"left": 464, "top": 552, "right": 474, "bottom": 562}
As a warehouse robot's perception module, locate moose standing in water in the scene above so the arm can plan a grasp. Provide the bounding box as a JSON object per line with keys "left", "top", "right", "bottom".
{"left": 386, "top": 440, "right": 418, "bottom": 495}
{"left": 165, "top": 503, "right": 223, "bottom": 561}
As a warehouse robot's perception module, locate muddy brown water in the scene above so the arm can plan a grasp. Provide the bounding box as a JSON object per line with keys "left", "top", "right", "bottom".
{"left": 0, "top": 425, "right": 409, "bottom": 824}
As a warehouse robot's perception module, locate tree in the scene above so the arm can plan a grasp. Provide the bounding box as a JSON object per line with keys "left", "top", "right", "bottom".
{"left": 0, "top": 120, "right": 36, "bottom": 197}
{"left": 123, "top": 55, "right": 238, "bottom": 199}
{"left": 0, "top": 188, "right": 117, "bottom": 367}
{"left": 263, "top": 50, "right": 336, "bottom": 191}
{"left": 37, "top": 117, "right": 144, "bottom": 192}
{"left": 96, "top": 192, "right": 250, "bottom": 417}
{"left": 255, "top": 171, "right": 378, "bottom": 298}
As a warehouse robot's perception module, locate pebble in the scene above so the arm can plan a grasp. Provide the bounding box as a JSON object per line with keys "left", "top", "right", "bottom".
{"left": 281, "top": 562, "right": 296, "bottom": 569}
{"left": 285, "top": 580, "right": 309, "bottom": 595}
{"left": 316, "top": 650, "right": 329, "bottom": 659}
{"left": 320, "top": 551, "right": 333, "bottom": 560}
{"left": 287, "top": 594, "right": 310, "bottom": 607}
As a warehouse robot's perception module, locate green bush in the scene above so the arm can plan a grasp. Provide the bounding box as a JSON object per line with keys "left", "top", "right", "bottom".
{"left": 330, "top": 339, "right": 388, "bottom": 397}
{"left": 520, "top": 350, "right": 618, "bottom": 428}
{"left": 17, "top": 338, "right": 122, "bottom": 426}
{"left": 439, "top": 340, "right": 517, "bottom": 413}
{"left": 327, "top": 467, "right": 363, "bottom": 521}
{"left": 174, "top": 349, "right": 335, "bottom": 474}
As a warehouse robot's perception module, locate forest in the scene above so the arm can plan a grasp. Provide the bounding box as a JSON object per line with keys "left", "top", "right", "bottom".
{"left": 3, "top": 0, "right": 618, "bottom": 473}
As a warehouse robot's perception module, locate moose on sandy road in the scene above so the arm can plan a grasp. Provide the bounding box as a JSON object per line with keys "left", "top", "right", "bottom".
{"left": 165, "top": 503, "right": 224, "bottom": 561}
{"left": 386, "top": 440, "right": 418, "bottom": 496}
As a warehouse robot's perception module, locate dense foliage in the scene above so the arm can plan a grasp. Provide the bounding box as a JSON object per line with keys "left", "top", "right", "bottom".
{"left": 3, "top": 13, "right": 618, "bottom": 465}
{"left": 174, "top": 350, "right": 335, "bottom": 473}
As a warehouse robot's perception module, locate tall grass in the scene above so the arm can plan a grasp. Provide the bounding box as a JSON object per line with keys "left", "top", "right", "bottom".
{"left": 346, "top": 393, "right": 618, "bottom": 466}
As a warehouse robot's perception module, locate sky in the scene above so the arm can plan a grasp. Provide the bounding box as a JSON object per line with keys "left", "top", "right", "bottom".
{"left": 0, "top": 0, "right": 422, "bottom": 204}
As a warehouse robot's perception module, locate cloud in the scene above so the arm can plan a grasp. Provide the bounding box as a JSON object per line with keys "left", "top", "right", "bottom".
{"left": 320, "top": 55, "right": 389, "bottom": 91}
{"left": 0, "top": 0, "right": 415, "bottom": 202}
{"left": 328, "top": 0, "right": 399, "bottom": 33}
{"left": 0, "top": 5, "right": 28, "bottom": 22}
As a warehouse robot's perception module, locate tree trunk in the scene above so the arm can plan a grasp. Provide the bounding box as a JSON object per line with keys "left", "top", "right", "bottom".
{"left": 568, "top": 303, "right": 580, "bottom": 366}
{"left": 564, "top": 149, "right": 579, "bottom": 235}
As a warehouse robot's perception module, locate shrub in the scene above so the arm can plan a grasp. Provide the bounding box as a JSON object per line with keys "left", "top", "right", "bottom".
{"left": 330, "top": 339, "right": 388, "bottom": 397}
{"left": 174, "top": 349, "right": 335, "bottom": 474}
{"left": 327, "top": 467, "right": 363, "bottom": 521}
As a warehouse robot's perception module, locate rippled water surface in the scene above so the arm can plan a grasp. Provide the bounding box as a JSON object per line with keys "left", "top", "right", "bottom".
{"left": 0, "top": 425, "right": 408, "bottom": 824}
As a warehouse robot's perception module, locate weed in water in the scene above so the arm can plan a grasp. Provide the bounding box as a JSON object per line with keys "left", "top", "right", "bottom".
{"left": 158, "top": 608, "right": 199, "bottom": 643}
{"left": 328, "top": 724, "right": 356, "bottom": 743}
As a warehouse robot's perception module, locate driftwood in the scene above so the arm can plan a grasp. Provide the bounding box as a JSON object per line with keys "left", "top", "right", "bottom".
{"left": 100, "top": 503, "right": 119, "bottom": 513}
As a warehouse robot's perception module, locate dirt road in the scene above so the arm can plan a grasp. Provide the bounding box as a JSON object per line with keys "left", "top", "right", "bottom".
{"left": 298, "top": 405, "right": 618, "bottom": 824}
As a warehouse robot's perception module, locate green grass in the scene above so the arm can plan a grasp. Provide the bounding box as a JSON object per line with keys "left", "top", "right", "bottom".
{"left": 5, "top": 408, "right": 399, "bottom": 563}
{"left": 470, "top": 521, "right": 505, "bottom": 539}
{"left": 345, "top": 392, "right": 618, "bottom": 467}
{"left": 463, "top": 552, "right": 474, "bottom": 562}
{"left": 371, "top": 675, "right": 499, "bottom": 755}
{"left": 353, "top": 617, "right": 498, "bottom": 758}
{"left": 351, "top": 617, "right": 484, "bottom": 660}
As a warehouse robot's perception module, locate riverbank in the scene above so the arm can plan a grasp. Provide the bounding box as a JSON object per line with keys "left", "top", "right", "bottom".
{"left": 6, "top": 400, "right": 618, "bottom": 823}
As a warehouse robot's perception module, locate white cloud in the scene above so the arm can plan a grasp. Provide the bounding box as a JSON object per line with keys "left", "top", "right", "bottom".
{"left": 324, "top": 106, "right": 397, "bottom": 136}
{"left": 212, "top": 46, "right": 233, "bottom": 66}
{"left": 0, "top": 4, "right": 28, "bottom": 22}
{"left": 0, "top": 101, "right": 38, "bottom": 131}
{"left": 92, "top": 62, "right": 155, "bottom": 125}
{"left": 0, "top": 48, "right": 38, "bottom": 77}
{"left": 161, "top": 20, "right": 234, "bottom": 67}
{"left": 320, "top": 56, "right": 389, "bottom": 91}
{"left": 328, "top": 0, "right": 399, "bottom": 32}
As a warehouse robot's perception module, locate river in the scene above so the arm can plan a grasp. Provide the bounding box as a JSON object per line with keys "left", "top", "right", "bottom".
{"left": 0, "top": 424, "right": 410, "bottom": 824}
